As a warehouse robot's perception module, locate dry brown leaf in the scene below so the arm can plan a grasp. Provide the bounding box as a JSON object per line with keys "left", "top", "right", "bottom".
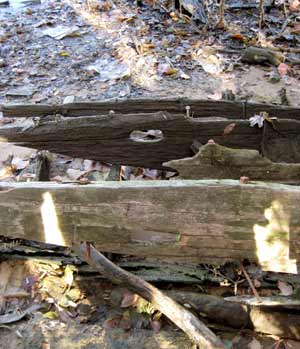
{"left": 291, "top": 23, "right": 300, "bottom": 34}
{"left": 278, "top": 280, "right": 293, "bottom": 296}
{"left": 164, "top": 67, "right": 178, "bottom": 75}
{"left": 0, "top": 166, "right": 16, "bottom": 179}
{"left": 278, "top": 62, "right": 291, "bottom": 76}
{"left": 121, "top": 290, "right": 140, "bottom": 308}
{"left": 231, "top": 33, "right": 244, "bottom": 40}
{"left": 104, "top": 316, "right": 121, "bottom": 329}
{"left": 290, "top": 0, "right": 300, "bottom": 11}
{"left": 223, "top": 123, "right": 236, "bottom": 136}
{"left": 150, "top": 320, "right": 162, "bottom": 333}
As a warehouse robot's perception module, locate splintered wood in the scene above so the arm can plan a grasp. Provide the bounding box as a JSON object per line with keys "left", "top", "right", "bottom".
{"left": 0, "top": 180, "right": 299, "bottom": 273}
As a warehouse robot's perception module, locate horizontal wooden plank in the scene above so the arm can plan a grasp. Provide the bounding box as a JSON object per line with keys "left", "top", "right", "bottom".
{"left": 2, "top": 98, "right": 300, "bottom": 119}
{"left": 0, "top": 180, "right": 299, "bottom": 273}
{"left": 1, "top": 99, "right": 244, "bottom": 118}
{"left": 2, "top": 111, "right": 300, "bottom": 168}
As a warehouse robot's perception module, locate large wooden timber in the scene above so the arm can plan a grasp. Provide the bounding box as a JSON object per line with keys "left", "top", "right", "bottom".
{"left": 0, "top": 180, "right": 300, "bottom": 273}
{"left": 1, "top": 111, "right": 300, "bottom": 168}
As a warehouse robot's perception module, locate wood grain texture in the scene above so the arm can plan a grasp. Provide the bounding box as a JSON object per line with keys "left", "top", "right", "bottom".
{"left": 2, "top": 111, "right": 300, "bottom": 168}
{"left": 0, "top": 180, "right": 299, "bottom": 273}
{"left": 1, "top": 98, "right": 300, "bottom": 119}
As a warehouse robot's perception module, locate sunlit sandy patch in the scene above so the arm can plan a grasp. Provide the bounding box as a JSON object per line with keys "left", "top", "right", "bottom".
{"left": 41, "top": 192, "right": 65, "bottom": 246}
{"left": 253, "top": 200, "right": 297, "bottom": 273}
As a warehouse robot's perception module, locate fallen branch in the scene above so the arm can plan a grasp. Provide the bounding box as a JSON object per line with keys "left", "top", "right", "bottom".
{"left": 72, "top": 242, "right": 225, "bottom": 349}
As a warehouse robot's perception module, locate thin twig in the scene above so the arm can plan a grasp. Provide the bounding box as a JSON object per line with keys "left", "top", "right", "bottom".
{"left": 240, "top": 261, "right": 262, "bottom": 302}
{"left": 259, "top": 0, "right": 265, "bottom": 28}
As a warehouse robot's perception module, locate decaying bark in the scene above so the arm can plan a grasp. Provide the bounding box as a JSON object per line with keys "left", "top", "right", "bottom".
{"left": 164, "top": 142, "right": 300, "bottom": 183}
{"left": 73, "top": 242, "right": 226, "bottom": 349}
{"left": 0, "top": 180, "right": 300, "bottom": 273}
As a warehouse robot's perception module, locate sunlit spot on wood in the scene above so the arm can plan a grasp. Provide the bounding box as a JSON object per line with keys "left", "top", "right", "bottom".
{"left": 41, "top": 192, "right": 65, "bottom": 246}
{"left": 253, "top": 200, "right": 297, "bottom": 273}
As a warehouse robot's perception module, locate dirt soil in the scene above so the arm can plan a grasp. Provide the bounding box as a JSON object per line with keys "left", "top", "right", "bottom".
{"left": 0, "top": 0, "right": 299, "bottom": 105}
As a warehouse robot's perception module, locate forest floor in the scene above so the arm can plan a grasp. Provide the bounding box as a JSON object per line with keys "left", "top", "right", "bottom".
{"left": 0, "top": 0, "right": 300, "bottom": 105}
{"left": 1, "top": 0, "right": 300, "bottom": 348}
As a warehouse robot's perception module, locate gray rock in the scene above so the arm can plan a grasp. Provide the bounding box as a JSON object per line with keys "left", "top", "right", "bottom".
{"left": 6, "top": 87, "right": 36, "bottom": 97}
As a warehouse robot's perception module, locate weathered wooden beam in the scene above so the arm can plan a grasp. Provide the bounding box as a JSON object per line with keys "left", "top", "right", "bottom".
{"left": 0, "top": 99, "right": 243, "bottom": 118}
{"left": 1, "top": 111, "right": 300, "bottom": 168}
{"left": 0, "top": 180, "right": 299, "bottom": 273}
{"left": 164, "top": 142, "right": 300, "bottom": 183}
{"left": 1, "top": 98, "right": 300, "bottom": 119}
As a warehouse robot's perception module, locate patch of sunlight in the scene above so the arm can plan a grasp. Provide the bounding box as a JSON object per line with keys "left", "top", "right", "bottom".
{"left": 66, "top": 0, "right": 159, "bottom": 91}
{"left": 40, "top": 192, "right": 65, "bottom": 246}
{"left": 0, "top": 136, "right": 8, "bottom": 142}
{"left": 253, "top": 200, "right": 297, "bottom": 273}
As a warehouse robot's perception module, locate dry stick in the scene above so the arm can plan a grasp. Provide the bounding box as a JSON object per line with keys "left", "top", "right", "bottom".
{"left": 73, "top": 242, "right": 225, "bottom": 349}
{"left": 217, "top": 0, "right": 226, "bottom": 29}
{"left": 240, "top": 261, "right": 262, "bottom": 303}
{"left": 259, "top": 0, "right": 265, "bottom": 28}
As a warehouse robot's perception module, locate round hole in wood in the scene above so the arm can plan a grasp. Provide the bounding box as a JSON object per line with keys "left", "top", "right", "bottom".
{"left": 130, "top": 129, "right": 163, "bottom": 143}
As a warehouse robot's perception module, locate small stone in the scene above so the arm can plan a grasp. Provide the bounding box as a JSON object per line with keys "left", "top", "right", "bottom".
{"left": 0, "top": 58, "right": 6, "bottom": 67}
{"left": 6, "top": 87, "right": 35, "bottom": 97}
{"left": 63, "top": 95, "right": 75, "bottom": 104}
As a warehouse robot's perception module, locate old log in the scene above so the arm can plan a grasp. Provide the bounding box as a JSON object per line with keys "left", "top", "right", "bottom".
{"left": 2, "top": 111, "right": 300, "bottom": 168}
{"left": 164, "top": 142, "right": 300, "bottom": 183}
{"left": 0, "top": 180, "right": 300, "bottom": 273}
{"left": 168, "top": 291, "right": 300, "bottom": 340}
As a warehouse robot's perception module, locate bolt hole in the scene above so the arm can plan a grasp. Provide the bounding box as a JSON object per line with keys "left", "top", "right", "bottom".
{"left": 130, "top": 130, "right": 163, "bottom": 143}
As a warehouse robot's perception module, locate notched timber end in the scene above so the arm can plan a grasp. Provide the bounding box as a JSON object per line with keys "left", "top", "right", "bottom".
{"left": 164, "top": 142, "right": 300, "bottom": 183}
